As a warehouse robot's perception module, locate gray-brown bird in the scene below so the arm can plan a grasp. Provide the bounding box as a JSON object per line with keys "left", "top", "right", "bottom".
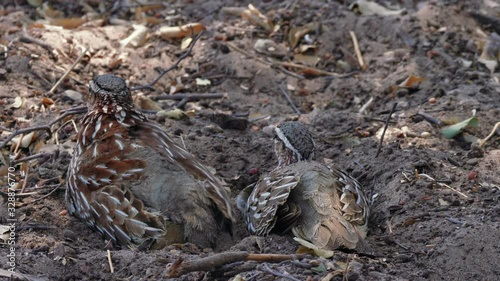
{"left": 237, "top": 121, "right": 369, "bottom": 250}
{"left": 66, "top": 74, "right": 234, "bottom": 249}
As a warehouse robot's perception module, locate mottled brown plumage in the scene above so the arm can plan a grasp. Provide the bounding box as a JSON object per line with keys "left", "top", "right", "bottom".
{"left": 237, "top": 121, "right": 369, "bottom": 250}
{"left": 66, "top": 74, "right": 234, "bottom": 249}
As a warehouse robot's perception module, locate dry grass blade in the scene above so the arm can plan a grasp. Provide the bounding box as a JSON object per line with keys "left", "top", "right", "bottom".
{"left": 49, "top": 46, "right": 88, "bottom": 93}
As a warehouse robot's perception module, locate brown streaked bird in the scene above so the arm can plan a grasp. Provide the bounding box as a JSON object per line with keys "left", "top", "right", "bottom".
{"left": 66, "top": 74, "right": 234, "bottom": 249}
{"left": 237, "top": 121, "right": 369, "bottom": 251}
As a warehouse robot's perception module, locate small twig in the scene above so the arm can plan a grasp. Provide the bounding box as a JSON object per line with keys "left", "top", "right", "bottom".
{"left": 416, "top": 111, "right": 442, "bottom": 126}
{"left": 278, "top": 84, "right": 301, "bottom": 114}
{"left": 11, "top": 153, "right": 50, "bottom": 165}
{"left": 49, "top": 46, "right": 88, "bottom": 93}
{"left": 358, "top": 96, "right": 374, "bottom": 115}
{"left": 153, "top": 93, "right": 224, "bottom": 101}
{"left": 13, "top": 133, "right": 24, "bottom": 154}
{"left": 107, "top": 250, "right": 115, "bottom": 273}
{"left": 50, "top": 106, "right": 88, "bottom": 127}
{"left": 20, "top": 33, "right": 53, "bottom": 51}
{"left": 349, "top": 31, "right": 366, "bottom": 70}
{"left": 479, "top": 121, "right": 500, "bottom": 147}
{"left": 279, "top": 61, "right": 357, "bottom": 78}
{"left": 0, "top": 126, "right": 51, "bottom": 150}
{"left": 376, "top": 102, "right": 397, "bottom": 157}
{"left": 16, "top": 184, "right": 61, "bottom": 207}
{"left": 166, "top": 251, "right": 307, "bottom": 278}
{"left": 259, "top": 263, "right": 301, "bottom": 281}
{"left": 343, "top": 255, "right": 351, "bottom": 281}
{"left": 446, "top": 217, "right": 465, "bottom": 225}
{"left": 16, "top": 224, "right": 57, "bottom": 231}
{"left": 131, "top": 30, "right": 203, "bottom": 91}
{"left": 20, "top": 165, "right": 29, "bottom": 194}
{"left": 418, "top": 173, "right": 468, "bottom": 198}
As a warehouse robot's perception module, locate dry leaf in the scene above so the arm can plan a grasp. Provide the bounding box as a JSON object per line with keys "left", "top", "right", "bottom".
{"left": 195, "top": 78, "right": 211, "bottom": 86}
{"left": 156, "top": 23, "right": 205, "bottom": 39}
{"left": 294, "top": 54, "right": 321, "bottom": 66}
{"left": 49, "top": 17, "right": 88, "bottom": 29}
{"left": 156, "top": 108, "right": 189, "bottom": 120}
{"left": 181, "top": 37, "right": 193, "bottom": 50}
{"left": 39, "top": 3, "right": 64, "bottom": 18}
{"left": 11, "top": 96, "right": 24, "bottom": 108}
{"left": 2, "top": 131, "right": 35, "bottom": 148}
{"left": 241, "top": 4, "right": 274, "bottom": 32}
{"left": 399, "top": 74, "right": 425, "bottom": 88}
{"left": 41, "top": 97, "right": 54, "bottom": 107}
{"left": 120, "top": 24, "right": 149, "bottom": 48}
{"left": 135, "top": 94, "right": 162, "bottom": 111}
{"left": 293, "top": 237, "right": 334, "bottom": 258}
{"left": 438, "top": 198, "right": 450, "bottom": 206}
{"left": 289, "top": 23, "right": 320, "bottom": 49}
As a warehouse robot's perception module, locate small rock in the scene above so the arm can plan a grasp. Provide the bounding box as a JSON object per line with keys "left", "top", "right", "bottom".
{"left": 421, "top": 132, "right": 431, "bottom": 138}
{"left": 63, "top": 90, "right": 83, "bottom": 102}
{"left": 254, "top": 39, "right": 287, "bottom": 58}
{"left": 0, "top": 68, "right": 7, "bottom": 79}
{"left": 466, "top": 158, "right": 478, "bottom": 166}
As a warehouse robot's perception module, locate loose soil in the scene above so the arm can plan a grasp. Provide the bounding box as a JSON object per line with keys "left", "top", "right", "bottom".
{"left": 0, "top": 0, "right": 499, "bottom": 280}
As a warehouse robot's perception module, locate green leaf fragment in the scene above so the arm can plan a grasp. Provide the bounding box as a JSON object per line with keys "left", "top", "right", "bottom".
{"left": 441, "top": 116, "right": 479, "bottom": 139}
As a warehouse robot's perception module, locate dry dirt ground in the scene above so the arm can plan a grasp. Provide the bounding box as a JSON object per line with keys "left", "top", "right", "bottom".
{"left": 1, "top": 0, "right": 499, "bottom": 280}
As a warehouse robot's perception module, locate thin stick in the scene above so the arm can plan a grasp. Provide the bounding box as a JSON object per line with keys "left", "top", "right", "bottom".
{"left": 343, "top": 255, "right": 351, "bottom": 281}
{"left": 416, "top": 111, "right": 442, "bottom": 126}
{"left": 107, "top": 250, "right": 115, "bottom": 273}
{"left": 479, "top": 121, "right": 500, "bottom": 147}
{"left": 20, "top": 33, "right": 54, "bottom": 50}
{"left": 0, "top": 126, "right": 51, "bottom": 150}
{"left": 16, "top": 184, "right": 60, "bottom": 207}
{"left": 13, "top": 133, "right": 24, "bottom": 154}
{"left": 278, "top": 84, "right": 301, "bottom": 114}
{"left": 167, "top": 251, "right": 307, "bottom": 278}
{"left": 131, "top": 30, "right": 203, "bottom": 91}
{"left": 49, "top": 46, "right": 88, "bottom": 93}
{"left": 20, "top": 165, "right": 29, "bottom": 194}
{"left": 153, "top": 93, "right": 224, "bottom": 101}
{"left": 358, "top": 96, "right": 374, "bottom": 115}
{"left": 279, "top": 61, "right": 358, "bottom": 78}
{"left": 418, "top": 173, "right": 468, "bottom": 198}
{"left": 376, "top": 103, "right": 397, "bottom": 157}
{"left": 349, "top": 31, "right": 366, "bottom": 70}
{"left": 259, "top": 263, "right": 301, "bottom": 281}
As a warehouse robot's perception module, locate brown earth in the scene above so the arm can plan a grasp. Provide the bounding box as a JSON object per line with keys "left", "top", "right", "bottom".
{"left": 0, "top": 0, "right": 499, "bottom": 280}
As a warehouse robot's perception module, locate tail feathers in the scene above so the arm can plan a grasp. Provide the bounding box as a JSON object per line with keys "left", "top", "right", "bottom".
{"left": 292, "top": 213, "right": 366, "bottom": 251}
{"left": 91, "top": 185, "right": 165, "bottom": 248}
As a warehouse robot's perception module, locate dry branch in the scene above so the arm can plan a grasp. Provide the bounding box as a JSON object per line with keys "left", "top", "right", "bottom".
{"left": 166, "top": 251, "right": 308, "bottom": 278}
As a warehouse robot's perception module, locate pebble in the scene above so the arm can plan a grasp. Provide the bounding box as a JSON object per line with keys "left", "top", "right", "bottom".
{"left": 466, "top": 158, "right": 478, "bottom": 165}
{"left": 421, "top": 132, "right": 431, "bottom": 138}
{"left": 429, "top": 97, "right": 437, "bottom": 104}
{"left": 63, "top": 90, "right": 83, "bottom": 102}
